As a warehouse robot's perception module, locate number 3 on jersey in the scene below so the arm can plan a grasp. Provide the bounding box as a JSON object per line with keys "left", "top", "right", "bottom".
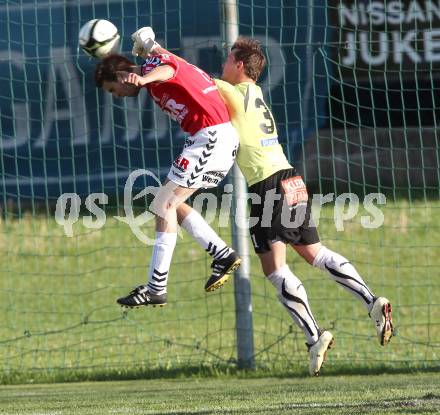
{"left": 255, "top": 97, "right": 275, "bottom": 134}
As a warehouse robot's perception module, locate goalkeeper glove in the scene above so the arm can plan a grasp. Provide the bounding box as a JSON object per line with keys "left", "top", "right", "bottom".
{"left": 131, "top": 27, "right": 161, "bottom": 58}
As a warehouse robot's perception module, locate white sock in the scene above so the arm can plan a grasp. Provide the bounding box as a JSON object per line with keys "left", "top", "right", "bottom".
{"left": 313, "top": 246, "right": 375, "bottom": 312}
{"left": 267, "top": 264, "right": 320, "bottom": 344}
{"left": 147, "top": 232, "right": 177, "bottom": 295}
{"left": 181, "top": 210, "right": 232, "bottom": 260}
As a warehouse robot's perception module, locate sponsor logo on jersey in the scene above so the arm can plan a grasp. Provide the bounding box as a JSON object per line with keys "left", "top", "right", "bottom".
{"left": 173, "top": 156, "right": 190, "bottom": 172}
{"left": 164, "top": 98, "right": 189, "bottom": 124}
{"left": 204, "top": 171, "right": 225, "bottom": 179}
{"left": 281, "top": 176, "right": 308, "bottom": 206}
{"left": 184, "top": 138, "right": 195, "bottom": 148}
{"left": 202, "top": 175, "right": 219, "bottom": 185}
{"left": 171, "top": 170, "right": 184, "bottom": 179}
{"left": 260, "top": 137, "right": 279, "bottom": 147}
{"left": 141, "top": 56, "right": 162, "bottom": 75}
{"left": 202, "top": 171, "right": 225, "bottom": 185}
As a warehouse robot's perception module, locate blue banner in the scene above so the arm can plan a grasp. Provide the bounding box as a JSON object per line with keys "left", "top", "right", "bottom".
{"left": 0, "top": 0, "right": 331, "bottom": 201}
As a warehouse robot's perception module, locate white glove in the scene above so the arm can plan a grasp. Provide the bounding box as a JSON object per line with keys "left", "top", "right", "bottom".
{"left": 131, "top": 27, "right": 159, "bottom": 57}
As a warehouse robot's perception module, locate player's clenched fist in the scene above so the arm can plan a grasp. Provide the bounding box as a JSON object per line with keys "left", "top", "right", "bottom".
{"left": 131, "top": 26, "right": 159, "bottom": 57}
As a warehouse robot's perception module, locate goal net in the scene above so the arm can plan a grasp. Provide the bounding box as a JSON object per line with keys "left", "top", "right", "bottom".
{"left": 0, "top": 0, "right": 438, "bottom": 380}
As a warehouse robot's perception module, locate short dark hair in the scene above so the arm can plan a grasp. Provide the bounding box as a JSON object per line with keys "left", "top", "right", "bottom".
{"left": 95, "top": 54, "right": 136, "bottom": 87}
{"left": 231, "top": 37, "right": 266, "bottom": 81}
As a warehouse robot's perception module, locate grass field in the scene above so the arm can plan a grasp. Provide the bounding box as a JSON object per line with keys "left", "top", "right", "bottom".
{"left": 1, "top": 372, "right": 440, "bottom": 414}
{"left": 0, "top": 200, "right": 439, "bottom": 382}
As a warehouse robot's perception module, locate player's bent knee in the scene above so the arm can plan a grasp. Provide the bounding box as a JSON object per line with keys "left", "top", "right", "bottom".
{"left": 150, "top": 184, "right": 183, "bottom": 218}
{"left": 150, "top": 198, "right": 167, "bottom": 218}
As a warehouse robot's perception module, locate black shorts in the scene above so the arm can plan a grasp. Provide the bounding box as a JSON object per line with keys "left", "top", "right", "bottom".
{"left": 248, "top": 168, "right": 320, "bottom": 254}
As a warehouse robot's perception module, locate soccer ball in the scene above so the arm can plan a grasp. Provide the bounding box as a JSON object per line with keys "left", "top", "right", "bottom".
{"left": 78, "top": 19, "right": 120, "bottom": 59}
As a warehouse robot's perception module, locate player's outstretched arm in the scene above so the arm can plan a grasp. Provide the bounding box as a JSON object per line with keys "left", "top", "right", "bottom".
{"left": 116, "top": 64, "right": 175, "bottom": 86}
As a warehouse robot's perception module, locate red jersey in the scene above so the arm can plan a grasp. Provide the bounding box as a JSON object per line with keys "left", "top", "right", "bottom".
{"left": 141, "top": 54, "right": 230, "bottom": 136}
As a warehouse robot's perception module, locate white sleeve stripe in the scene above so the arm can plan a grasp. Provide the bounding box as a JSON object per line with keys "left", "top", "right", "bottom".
{"left": 202, "top": 85, "right": 218, "bottom": 94}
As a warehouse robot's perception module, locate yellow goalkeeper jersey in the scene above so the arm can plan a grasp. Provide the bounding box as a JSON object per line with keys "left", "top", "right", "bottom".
{"left": 215, "top": 79, "right": 292, "bottom": 186}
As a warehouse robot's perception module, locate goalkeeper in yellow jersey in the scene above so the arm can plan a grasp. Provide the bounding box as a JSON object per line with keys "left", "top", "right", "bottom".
{"left": 210, "top": 38, "right": 393, "bottom": 374}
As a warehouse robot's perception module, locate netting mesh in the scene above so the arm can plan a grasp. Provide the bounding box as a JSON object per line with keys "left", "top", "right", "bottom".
{"left": 0, "top": 0, "right": 439, "bottom": 379}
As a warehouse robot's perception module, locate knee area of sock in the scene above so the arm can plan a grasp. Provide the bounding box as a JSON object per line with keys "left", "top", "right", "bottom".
{"left": 313, "top": 246, "right": 351, "bottom": 273}
{"left": 266, "top": 264, "right": 290, "bottom": 291}
{"left": 313, "top": 246, "right": 335, "bottom": 268}
{"left": 267, "top": 264, "right": 303, "bottom": 292}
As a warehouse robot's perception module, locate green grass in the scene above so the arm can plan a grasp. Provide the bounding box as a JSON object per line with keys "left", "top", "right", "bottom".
{"left": 1, "top": 373, "right": 440, "bottom": 414}
{"left": 0, "top": 200, "right": 439, "bottom": 383}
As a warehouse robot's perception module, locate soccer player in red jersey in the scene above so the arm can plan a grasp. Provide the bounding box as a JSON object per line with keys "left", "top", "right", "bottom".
{"left": 95, "top": 31, "right": 241, "bottom": 308}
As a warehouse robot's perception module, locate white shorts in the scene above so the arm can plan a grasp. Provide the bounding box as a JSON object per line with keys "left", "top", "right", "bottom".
{"left": 167, "top": 122, "right": 239, "bottom": 189}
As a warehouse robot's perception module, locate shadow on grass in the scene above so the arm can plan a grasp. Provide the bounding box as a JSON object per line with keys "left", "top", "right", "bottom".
{"left": 2, "top": 362, "right": 439, "bottom": 385}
